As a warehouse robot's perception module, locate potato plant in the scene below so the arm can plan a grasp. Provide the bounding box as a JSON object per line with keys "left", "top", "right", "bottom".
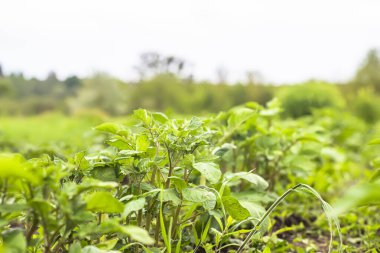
{"left": 0, "top": 105, "right": 349, "bottom": 252}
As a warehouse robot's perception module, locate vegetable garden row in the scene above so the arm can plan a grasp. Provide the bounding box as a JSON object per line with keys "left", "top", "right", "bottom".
{"left": 0, "top": 99, "right": 379, "bottom": 252}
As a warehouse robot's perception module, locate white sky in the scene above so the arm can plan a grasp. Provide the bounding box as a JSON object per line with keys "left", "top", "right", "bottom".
{"left": 1, "top": 0, "right": 380, "bottom": 84}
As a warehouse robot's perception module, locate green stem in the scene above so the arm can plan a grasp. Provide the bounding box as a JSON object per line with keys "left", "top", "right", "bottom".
{"left": 154, "top": 212, "right": 161, "bottom": 247}
{"left": 165, "top": 145, "right": 173, "bottom": 188}
{"left": 1, "top": 179, "right": 8, "bottom": 204}
{"left": 171, "top": 204, "right": 181, "bottom": 238}
{"left": 26, "top": 212, "right": 39, "bottom": 246}
{"left": 236, "top": 184, "right": 303, "bottom": 253}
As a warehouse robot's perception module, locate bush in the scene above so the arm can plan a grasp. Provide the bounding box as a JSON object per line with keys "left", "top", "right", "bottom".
{"left": 352, "top": 89, "right": 380, "bottom": 124}
{"left": 279, "top": 81, "right": 345, "bottom": 118}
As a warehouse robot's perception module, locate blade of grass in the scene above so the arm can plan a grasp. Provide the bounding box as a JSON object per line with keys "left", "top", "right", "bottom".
{"left": 236, "top": 184, "right": 342, "bottom": 253}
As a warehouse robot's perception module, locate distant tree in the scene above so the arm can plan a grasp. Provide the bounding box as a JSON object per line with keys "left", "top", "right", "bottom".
{"left": 0, "top": 64, "right": 4, "bottom": 77}
{"left": 46, "top": 71, "right": 59, "bottom": 82}
{"left": 64, "top": 75, "right": 81, "bottom": 94}
{"left": 352, "top": 49, "right": 380, "bottom": 93}
{"left": 69, "top": 73, "right": 127, "bottom": 115}
{"left": 134, "top": 52, "right": 189, "bottom": 80}
{"left": 0, "top": 78, "right": 11, "bottom": 96}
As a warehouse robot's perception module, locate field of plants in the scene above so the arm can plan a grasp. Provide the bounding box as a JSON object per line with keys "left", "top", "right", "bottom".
{"left": 1, "top": 97, "right": 379, "bottom": 253}
{"left": 2, "top": 0, "right": 380, "bottom": 250}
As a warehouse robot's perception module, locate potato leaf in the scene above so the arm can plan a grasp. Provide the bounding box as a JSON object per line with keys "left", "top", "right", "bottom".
{"left": 182, "top": 187, "right": 216, "bottom": 211}
{"left": 85, "top": 192, "right": 123, "bottom": 213}
{"left": 224, "top": 172, "right": 268, "bottom": 191}
{"left": 192, "top": 162, "right": 221, "bottom": 184}
{"left": 222, "top": 196, "right": 250, "bottom": 220}
{"left": 123, "top": 197, "right": 146, "bottom": 217}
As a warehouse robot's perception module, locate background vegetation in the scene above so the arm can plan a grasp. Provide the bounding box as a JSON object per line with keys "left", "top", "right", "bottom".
{"left": 1, "top": 49, "right": 379, "bottom": 122}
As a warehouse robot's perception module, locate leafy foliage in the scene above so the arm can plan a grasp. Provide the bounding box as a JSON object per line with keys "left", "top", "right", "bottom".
{"left": 1, "top": 99, "right": 379, "bottom": 252}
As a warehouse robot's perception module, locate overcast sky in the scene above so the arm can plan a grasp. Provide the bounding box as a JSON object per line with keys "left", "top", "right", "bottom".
{"left": 1, "top": 0, "right": 380, "bottom": 83}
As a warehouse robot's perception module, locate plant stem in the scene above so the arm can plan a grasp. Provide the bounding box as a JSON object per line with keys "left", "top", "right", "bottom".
{"left": 165, "top": 144, "right": 173, "bottom": 188}
{"left": 236, "top": 184, "right": 303, "bottom": 252}
{"left": 154, "top": 212, "right": 161, "bottom": 247}
{"left": 26, "top": 212, "right": 39, "bottom": 246}
{"left": 1, "top": 179, "right": 8, "bottom": 204}
{"left": 171, "top": 205, "right": 181, "bottom": 238}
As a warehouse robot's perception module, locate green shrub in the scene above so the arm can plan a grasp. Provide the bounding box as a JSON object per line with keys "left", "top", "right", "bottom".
{"left": 352, "top": 89, "right": 380, "bottom": 124}
{"left": 279, "top": 81, "right": 345, "bottom": 118}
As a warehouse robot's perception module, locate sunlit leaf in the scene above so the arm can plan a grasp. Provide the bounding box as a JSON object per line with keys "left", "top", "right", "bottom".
{"left": 95, "top": 122, "right": 124, "bottom": 135}
{"left": 227, "top": 107, "right": 255, "bottom": 128}
{"left": 123, "top": 197, "right": 146, "bottom": 217}
{"left": 192, "top": 162, "right": 221, "bottom": 184}
{"left": 85, "top": 192, "right": 123, "bottom": 213}
{"left": 224, "top": 172, "right": 268, "bottom": 191}
{"left": 368, "top": 138, "right": 380, "bottom": 145}
{"left": 0, "top": 154, "right": 39, "bottom": 184}
{"left": 222, "top": 196, "right": 250, "bottom": 220}
{"left": 182, "top": 187, "right": 216, "bottom": 211}
{"left": 136, "top": 135, "right": 150, "bottom": 152}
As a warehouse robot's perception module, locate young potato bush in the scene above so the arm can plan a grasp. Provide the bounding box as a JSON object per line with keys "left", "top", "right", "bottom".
{"left": 0, "top": 104, "right": 346, "bottom": 252}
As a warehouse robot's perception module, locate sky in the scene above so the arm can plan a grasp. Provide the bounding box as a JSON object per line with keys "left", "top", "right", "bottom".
{"left": 1, "top": 0, "right": 380, "bottom": 84}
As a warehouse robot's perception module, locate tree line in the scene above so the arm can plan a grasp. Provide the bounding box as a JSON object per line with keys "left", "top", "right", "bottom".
{"left": 0, "top": 49, "right": 379, "bottom": 122}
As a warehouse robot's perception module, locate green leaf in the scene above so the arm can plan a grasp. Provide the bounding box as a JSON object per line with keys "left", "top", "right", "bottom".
{"left": 296, "top": 134, "right": 322, "bottom": 143}
{"left": 79, "top": 219, "right": 154, "bottom": 245}
{"left": 134, "top": 109, "right": 152, "bottom": 125}
{"left": 0, "top": 154, "right": 39, "bottom": 184}
{"left": 73, "top": 151, "right": 90, "bottom": 170}
{"left": 168, "top": 176, "right": 187, "bottom": 191}
{"left": 106, "top": 138, "right": 131, "bottom": 150}
{"left": 118, "top": 150, "right": 144, "bottom": 156}
{"left": 239, "top": 200, "right": 266, "bottom": 219}
{"left": 245, "top": 101, "right": 262, "bottom": 110}
{"left": 222, "top": 196, "right": 250, "bottom": 220}
{"left": 29, "top": 199, "right": 54, "bottom": 218}
{"left": 288, "top": 155, "right": 315, "bottom": 172}
{"left": 187, "top": 117, "right": 203, "bottom": 130}
{"left": 123, "top": 197, "right": 146, "bottom": 217}
{"left": 1, "top": 229, "right": 26, "bottom": 253}
{"left": 81, "top": 246, "right": 119, "bottom": 253}
{"left": 262, "top": 246, "right": 271, "bottom": 253}
{"left": 123, "top": 225, "right": 155, "bottom": 245}
{"left": 152, "top": 112, "right": 169, "bottom": 123}
{"left": 260, "top": 108, "right": 281, "bottom": 117}
{"left": 162, "top": 188, "right": 181, "bottom": 206}
{"left": 259, "top": 98, "right": 282, "bottom": 117}
{"left": 212, "top": 143, "right": 236, "bottom": 157}
{"left": 368, "top": 138, "right": 380, "bottom": 145}
{"left": 68, "top": 242, "right": 82, "bottom": 253}
{"left": 370, "top": 169, "right": 380, "bottom": 183}
{"left": 95, "top": 122, "right": 124, "bottom": 135}
{"left": 136, "top": 135, "right": 150, "bottom": 152}
{"left": 0, "top": 204, "right": 28, "bottom": 213}
{"left": 227, "top": 107, "right": 255, "bottom": 128}
{"left": 85, "top": 192, "right": 123, "bottom": 213}
{"left": 192, "top": 162, "right": 221, "bottom": 184}
{"left": 96, "top": 238, "right": 119, "bottom": 250}
{"left": 224, "top": 172, "right": 268, "bottom": 190}
{"left": 91, "top": 167, "right": 118, "bottom": 182}
{"left": 77, "top": 179, "right": 119, "bottom": 194}
{"left": 372, "top": 157, "right": 380, "bottom": 168}
{"left": 182, "top": 187, "right": 216, "bottom": 211}
{"left": 333, "top": 182, "right": 380, "bottom": 214}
